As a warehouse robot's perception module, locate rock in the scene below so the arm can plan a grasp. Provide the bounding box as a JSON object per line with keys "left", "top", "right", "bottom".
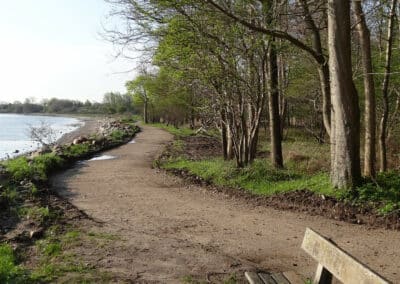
{"left": 73, "top": 136, "right": 88, "bottom": 145}
{"left": 14, "top": 149, "right": 19, "bottom": 154}
{"left": 29, "top": 228, "right": 44, "bottom": 239}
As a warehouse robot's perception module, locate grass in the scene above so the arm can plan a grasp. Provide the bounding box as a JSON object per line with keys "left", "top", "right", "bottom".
{"left": 0, "top": 244, "right": 27, "bottom": 283}
{"left": 162, "top": 126, "right": 400, "bottom": 214}
{"left": 61, "top": 143, "right": 91, "bottom": 159}
{"left": 150, "top": 122, "right": 195, "bottom": 137}
{"left": 3, "top": 153, "right": 64, "bottom": 182}
{"left": 109, "top": 129, "right": 126, "bottom": 142}
{"left": 163, "top": 157, "right": 337, "bottom": 197}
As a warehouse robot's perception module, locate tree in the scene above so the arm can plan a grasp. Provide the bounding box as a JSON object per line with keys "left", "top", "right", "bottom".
{"left": 328, "top": 0, "right": 361, "bottom": 188}
{"left": 379, "top": 0, "right": 397, "bottom": 172}
{"left": 354, "top": 0, "right": 377, "bottom": 178}
{"left": 126, "top": 74, "right": 151, "bottom": 123}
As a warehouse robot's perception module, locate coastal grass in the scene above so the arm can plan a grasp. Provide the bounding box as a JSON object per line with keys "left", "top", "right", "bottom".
{"left": 3, "top": 153, "right": 64, "bottom": 182}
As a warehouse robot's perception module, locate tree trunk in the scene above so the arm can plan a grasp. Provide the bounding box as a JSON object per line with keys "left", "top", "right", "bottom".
{"left": 143, "top": 88, "right": 149, "bottom": 124}
{"left": 268, "top": 40, "right": 284, "bottom": 168}
{"left": 221, "top": 108, "right": 228, "bottom": 160}
{"left": 299, "top": 0, "right": 331, "bottom": 137}
{"left": 328, "top": 0, "right": 361, "bottom": 189}
{"left": 379, "top": 0, "right": 397, "bottom": 172}
{"left": 353, "top": 1, "right": 376, "bottom": 178}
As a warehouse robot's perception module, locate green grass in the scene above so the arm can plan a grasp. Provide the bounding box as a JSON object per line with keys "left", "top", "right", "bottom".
{"left": 109, "top": 129, "right": 126, "bottom": 142}
{"left": 3, "top": 153, "right": 64, "bottom": 182}
{"left": 344, "top": 171, "right": 400, "bottom": 214}
{"left": 0, "top": 244, "right": 27, "bottom": 283}
{"left": 163, "top": 157, "right": 337, "bottom": 197}
{"left": 163, "top": 156, "right": 400, "bottom": 213}
{"left": 62, "top": 143, "right": 91, "bottom": 158}
{"left": 151, "top": 123, "right": 195, "bottom": 137}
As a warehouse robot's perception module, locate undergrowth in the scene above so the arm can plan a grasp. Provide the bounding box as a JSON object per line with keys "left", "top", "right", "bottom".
{"left": 163, "top": 158, "right": 337, "bottom": 197}
{"left": 160, "top": 126, "right": 400, "bottom": 215}
{"left": 150, "top": 123, "right": 195, "bottom": 138}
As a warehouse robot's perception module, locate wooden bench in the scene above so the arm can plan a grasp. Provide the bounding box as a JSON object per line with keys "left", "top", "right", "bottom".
{"left": 245, "top": 228, "right": 390, "bottom": 284}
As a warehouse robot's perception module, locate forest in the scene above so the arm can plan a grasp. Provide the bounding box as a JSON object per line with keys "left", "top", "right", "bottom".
{"left": 0, "top": 92, "right": 134, "bottom": 115}
{"left": 106, "top": 0, "right": 400, "bottom": 195}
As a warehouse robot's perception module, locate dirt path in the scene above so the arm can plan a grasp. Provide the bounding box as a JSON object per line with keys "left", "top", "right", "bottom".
{"left": 52, "top": 125, "right": 400, "bottom": 283}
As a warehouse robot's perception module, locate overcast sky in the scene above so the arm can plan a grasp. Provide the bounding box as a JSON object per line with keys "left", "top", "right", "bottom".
{"left": 0, "top": 0, "right": 137, "bottom": 103}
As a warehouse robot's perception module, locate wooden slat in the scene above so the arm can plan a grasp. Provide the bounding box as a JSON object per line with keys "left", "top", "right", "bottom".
{"left": 245, "top": 272, "right": 264, "bottom": 284}
{"left": 314, "top": 263, "right": 333, "bottom": 284}
{"left": 282, "top": 271, "right": 305, "bottom": 284}
{"left": 258, "top": 273, "right": 277, "bottom": 284}
{"left": 301, "top": 228, "right": 390, "bottom": 284}
{"left": 271, "top": 273, "right": 290, "bottom": 284}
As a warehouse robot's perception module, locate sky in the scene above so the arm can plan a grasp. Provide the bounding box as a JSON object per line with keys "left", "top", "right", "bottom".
{"left": 0, "top": 0, "right": 138, "bottom": 103}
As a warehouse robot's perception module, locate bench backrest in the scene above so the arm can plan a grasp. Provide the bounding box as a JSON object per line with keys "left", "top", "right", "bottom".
{"left": 301, "top": 228, "right": 390, "bottom": 284}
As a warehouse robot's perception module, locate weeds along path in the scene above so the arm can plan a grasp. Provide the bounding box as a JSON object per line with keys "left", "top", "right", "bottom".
{"left": 52, "top": 125, "right": 400, "bottom": 282}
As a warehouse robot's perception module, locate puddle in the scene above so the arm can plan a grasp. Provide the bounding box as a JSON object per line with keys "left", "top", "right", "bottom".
{"left": 88, "top": 155, "right": 116, "bottom": 161}
{"left": 129, "top": 139, "right": 136, "bottom": 144}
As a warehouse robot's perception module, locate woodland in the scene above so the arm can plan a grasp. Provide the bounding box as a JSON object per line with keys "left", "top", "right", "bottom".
{"left": 106, "top": 0, "right": 400, "bottom": 193}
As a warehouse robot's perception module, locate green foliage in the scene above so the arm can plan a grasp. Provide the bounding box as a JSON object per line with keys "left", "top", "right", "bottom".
{"left": 0, "top": 244, "right": 27, "bottom": 283}
{"left": 4, "top": 157, "right": 34, "bottom": 181}
{"left": 163, "top": 158, "right": 336, "bottom": 197}
{"left": 62, "top": 143, "right": 91, "bottom": 158}
{"left": 109, "top": 130, "right": 126, "bottom": 142}
{"left": 152, "top": 123, "right": 195, "bottom": 138}
{"left": 4, "top": 153, "right": 64, "bottom": 182}
{"left": 19, "top": 206, "right": 53, "bottom": 223}
{"left": 0, "top": 186, "right": 19, "bottom": 205}
{"left": 32, "top": 153, "right": 64, "bottom": 180}
{"left": 341, "top": 171, "right": 400, "bottom": 214}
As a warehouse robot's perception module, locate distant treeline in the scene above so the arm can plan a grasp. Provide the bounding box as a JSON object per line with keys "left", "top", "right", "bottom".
{"left": 0, "top": 92, "right": 135, "bottom": 115}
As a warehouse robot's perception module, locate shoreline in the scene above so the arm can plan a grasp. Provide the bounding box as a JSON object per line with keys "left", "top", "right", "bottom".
{"left": 0, "top": 114, "right": 111, "bottom": 160}
{"left": 56, "top": 117, "right": 106, "bottom": 145}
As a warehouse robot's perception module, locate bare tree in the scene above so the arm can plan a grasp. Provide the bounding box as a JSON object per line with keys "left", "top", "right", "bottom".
{"left": 354, "top": 0, "right": 377, "bottom": 178}
{"left": 28, "top": 121, "right": 57, "bottom": 148}
{"left": 328, "top": 0, "right": 361, "bottom": 188}
{"left": 379, "top": 0, "right": 397, "bottom": 172}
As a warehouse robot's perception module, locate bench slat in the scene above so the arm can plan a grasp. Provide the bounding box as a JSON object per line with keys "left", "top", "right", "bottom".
{"left": 301, "top": 228, "right": 389, "bottom": 284}
{"left": 245, "top": 272, "right": 265, "bottom": 284}
{"left": 282, "top": 271, "right": 305, "bottom": 284}
{"left": 258, "top": 273, "right": 276, "bottom": 284}
{"left": 271, "top": 273, "right": 290, "bottom": 284}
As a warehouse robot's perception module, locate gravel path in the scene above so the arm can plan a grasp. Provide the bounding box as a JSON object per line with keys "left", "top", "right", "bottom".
{"left": 52, "top": 125, "right": 400, "bottom": 282}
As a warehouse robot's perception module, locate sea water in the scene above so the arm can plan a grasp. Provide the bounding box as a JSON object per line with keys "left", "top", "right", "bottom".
{"left": 0, "top": 114, "right": 82, "bottom": 160}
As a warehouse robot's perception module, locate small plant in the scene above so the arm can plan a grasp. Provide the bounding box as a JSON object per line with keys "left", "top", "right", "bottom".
{"left": 0, "top": 244, "right": 27, "bottom": 283}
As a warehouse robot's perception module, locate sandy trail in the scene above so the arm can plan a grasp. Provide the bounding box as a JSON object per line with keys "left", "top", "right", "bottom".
{"left": 52, "top": 125, "right": 400, "bottom": 283}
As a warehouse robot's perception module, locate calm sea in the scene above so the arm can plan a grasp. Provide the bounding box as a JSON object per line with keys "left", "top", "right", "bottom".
{"left": 0, "top": 114, "right": 82, "bottom": 160}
